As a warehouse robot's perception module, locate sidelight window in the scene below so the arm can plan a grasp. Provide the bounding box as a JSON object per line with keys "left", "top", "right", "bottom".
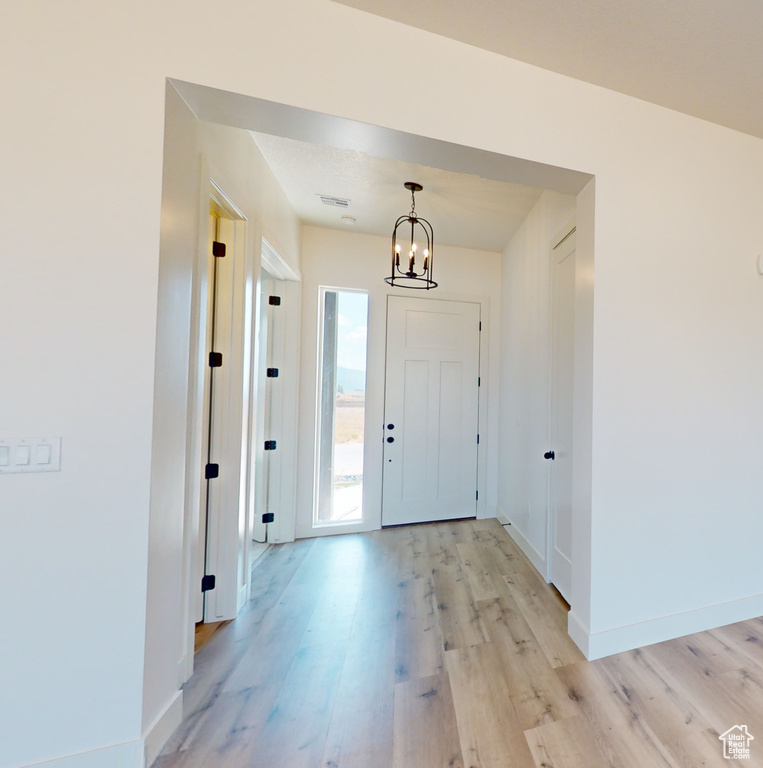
{"left": 315, "top": 288, "right": 369, "bottom": 525}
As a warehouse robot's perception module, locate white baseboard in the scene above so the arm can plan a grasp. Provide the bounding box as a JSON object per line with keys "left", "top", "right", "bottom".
{"left": 571, "top": 593, "right": 763, "bottom": 661}
{"left": 143, "top": 691, "right": 183, "bottom": 767}
{"left": 179, "top": 655, "right": 193, "bottom": 687}
{"left": 567, "top": 610, "right": 590, "bottom": 657}
{"left": 21, "top": 692, "right": 183, "bottom": 768}
{"left": 497, "top": 509, "right": 547, "bottom": 578}
{"left": 21, "top": 740, "right": 144, "bottom": 768}
{"left": 237, "top": 581, "right": 248, "bottom": 613}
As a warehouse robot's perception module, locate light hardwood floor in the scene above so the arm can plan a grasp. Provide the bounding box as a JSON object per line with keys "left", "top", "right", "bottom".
{"left": 194, "top": 621, "right": 230, "bottom": 652}
{"left": 156, "top": 519, "right": 763, "bottom": 767}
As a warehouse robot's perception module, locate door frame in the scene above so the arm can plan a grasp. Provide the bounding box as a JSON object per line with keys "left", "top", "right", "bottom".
{"left": 546, "top": 219, "right": 576, "bottom": 598}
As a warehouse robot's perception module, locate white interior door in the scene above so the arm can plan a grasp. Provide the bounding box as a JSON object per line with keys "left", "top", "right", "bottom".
{"left": 203, "top": 211, "right": 238, "bottom": 622}
{"left": 250, "top": 277, "right": 272, "bottom": 546}
{"left": 548, "top": 228, "right": 576, "bottom": 602}
{"left": 382, "top": 296, "right": 480, "bottom": 526}
{"left": 195, "top": 212, "right": 218, "bottom": 622}
{"left": 201, "top": 197, "right": 251, "bottom": 622}
{"left": 252, "top": 275, "right": 285, "bottom": 544}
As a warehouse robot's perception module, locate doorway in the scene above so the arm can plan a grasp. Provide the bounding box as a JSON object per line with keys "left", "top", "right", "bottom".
{"left": 250, "top": 268, "right": 288, "bottom": 550}
{"left": 189, "top": 184, "right": 252, "bottom": 630}
{"left": 249, "top": 271, "right": 276, "bottom": 553}
{"left": 247, "top": 238, "right": 302, "bottom": 553}
{"left": 382, "top": 295, "right": 481, "bottom": 527}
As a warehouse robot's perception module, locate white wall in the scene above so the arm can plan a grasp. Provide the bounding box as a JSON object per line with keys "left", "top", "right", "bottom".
{"left": 296, "top": 226, "right": 501, "bottom": 539}
{"left": 5, "top": 0, "right": 763, "bottom": 764}
{"left": 498, "top": 191, "right": 576, "bottom": 568}
{"left": 144, "top": 86, "right": 301, "bottom": 765}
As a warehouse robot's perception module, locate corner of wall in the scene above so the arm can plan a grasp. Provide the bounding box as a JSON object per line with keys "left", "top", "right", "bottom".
{"left": 567, "top": 610, "right": 591, "bottom": 658}
{"left": 582, "top": 593, "right": 763, "bottom": 662}
{"left": 143, "top": 690, "right": 183, "bottom": 767}
{"left": 499, "top": 508, "right": 547, "bottom": 578}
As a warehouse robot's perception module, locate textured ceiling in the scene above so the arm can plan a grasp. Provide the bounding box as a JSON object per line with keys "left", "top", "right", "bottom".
{"left": 332, "top": 0, "right": 763, "bottom": 139}
{"left": 251, "top": 132, "right": 545, "bottom": 252}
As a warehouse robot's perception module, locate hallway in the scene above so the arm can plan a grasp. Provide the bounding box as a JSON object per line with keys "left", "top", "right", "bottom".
{"left": 156, "top": 519, "right": 763, "bottom": 767}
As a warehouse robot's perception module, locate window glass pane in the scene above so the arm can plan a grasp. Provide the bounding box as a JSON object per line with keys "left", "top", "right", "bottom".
{"left": 316, "top": 289, "right": 368, "bottom": 524}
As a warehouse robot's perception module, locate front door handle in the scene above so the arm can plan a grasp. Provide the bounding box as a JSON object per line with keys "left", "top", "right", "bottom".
{"left": 544, "top": 451, "right": 555, "bottom": 460}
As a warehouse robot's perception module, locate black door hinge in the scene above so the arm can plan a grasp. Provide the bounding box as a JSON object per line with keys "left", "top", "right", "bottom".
{"left": 477, "top": 433, "right": 480, "bottom": 444}
{"left": 205, "top": 463, "right": 219, "bottom": 479}
{"left": 201, "top": 574, "right": 216, "bottom": 592}
{"left": 209, "top": 352, "right": 223, "bottom": 368}
{"left": 266, "top": 368, "right": 279, "bottom": 378}
{"left": 264, "top": 440, "right": 277, "bottom": 451}
{"left": 262, "top": 512, "right": 275, "bottom": 524}
{"left": 478, "top": 377, "right": 481, "bottom": 387}
{"left": 479, "top": 321, "right": 482, "bottom": 331}
{"left": 476, "top": 490, "right": 479, "bottom": 501}
{"left": 269, "top": 295, "right": 281, "bottom": 306}
{"left": 212, "top": 241, "right": 226, "bottom": 258}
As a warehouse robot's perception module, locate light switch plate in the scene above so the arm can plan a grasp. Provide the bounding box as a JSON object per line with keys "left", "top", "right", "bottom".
{"left": 0, "top": 437, "right": 62, "bottom": 473}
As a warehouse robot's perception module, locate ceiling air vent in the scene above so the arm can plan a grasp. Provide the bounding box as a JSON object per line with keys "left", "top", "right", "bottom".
{"left": 318, "top": 195, "right": 351, "bottom": 208}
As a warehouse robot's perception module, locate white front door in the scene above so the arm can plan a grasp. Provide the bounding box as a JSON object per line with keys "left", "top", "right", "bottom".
{"left": 382, "top": 296, "right": 480, "bottom": 527}
{"left": 548, "top": 228, "right": 576, "bottom": 602}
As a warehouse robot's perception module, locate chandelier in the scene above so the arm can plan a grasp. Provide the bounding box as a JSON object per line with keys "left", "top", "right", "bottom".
{"left": 385, "top": 182, "right": 437, "bottom": 290}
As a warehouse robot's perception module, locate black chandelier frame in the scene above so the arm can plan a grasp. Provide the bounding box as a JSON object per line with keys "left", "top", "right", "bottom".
{"left": 385, "top": 182, "right": 437, "bottom": 290}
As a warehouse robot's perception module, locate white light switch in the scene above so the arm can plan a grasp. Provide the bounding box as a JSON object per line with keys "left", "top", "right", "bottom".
{"left": 0, "top": 437, "right": 61, "bottom": 473}
{"left": 36, "top": 445, "right": 52, "bottom": 465}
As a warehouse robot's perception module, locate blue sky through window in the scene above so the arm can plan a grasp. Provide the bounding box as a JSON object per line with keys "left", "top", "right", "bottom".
{"left": 336, "top": 291, "right": 368, "bottom": 373}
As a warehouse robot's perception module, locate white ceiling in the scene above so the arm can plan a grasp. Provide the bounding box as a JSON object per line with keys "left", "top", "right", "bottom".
{"left": 250, "top": 132, "right": 544, "bottom": 252}
{"left": 332, "top": 0, "right": 763, "bottom": 140}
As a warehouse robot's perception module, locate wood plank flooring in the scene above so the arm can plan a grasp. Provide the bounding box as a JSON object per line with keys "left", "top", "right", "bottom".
{"left": 156, "top": 519, "right": 763, "bottom": 767}
{"left": 195, "top": 621, "right": 230, "bottom": 652}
